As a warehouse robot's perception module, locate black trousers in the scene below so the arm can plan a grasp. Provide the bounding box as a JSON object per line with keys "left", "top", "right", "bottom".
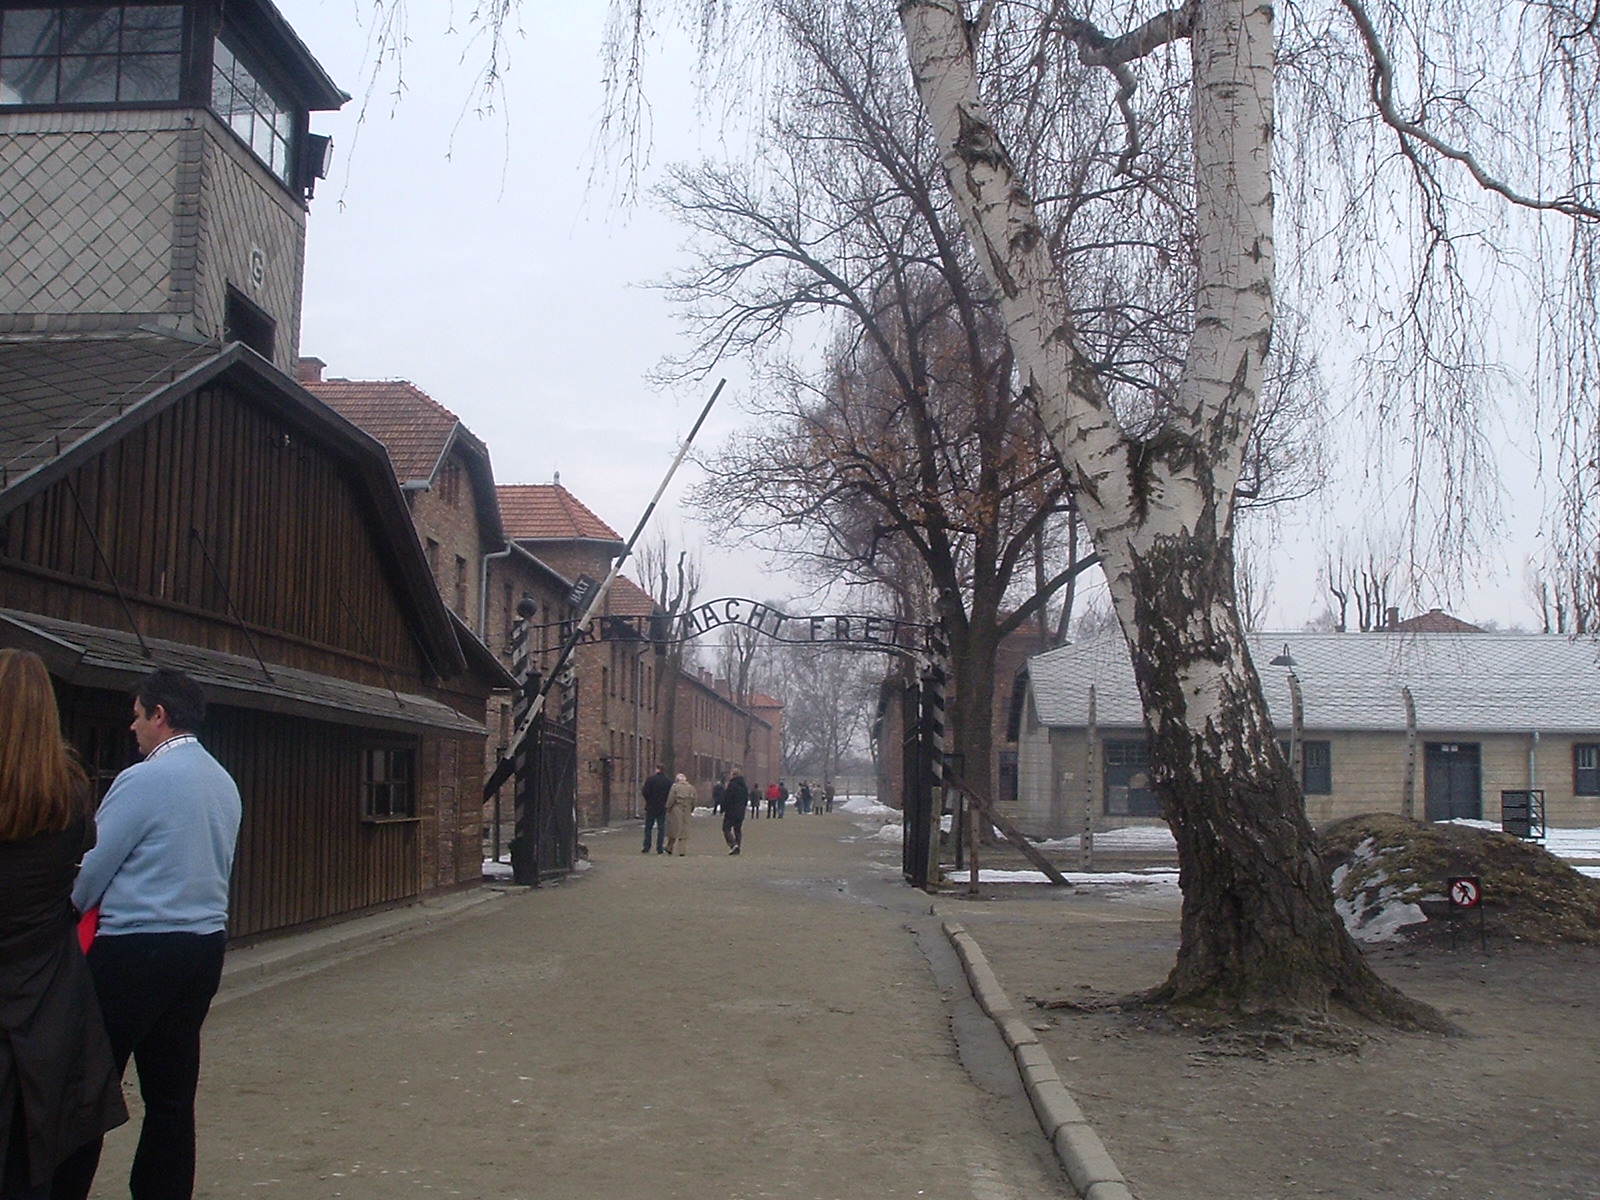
{"left": 722, "top": 812, "right": 744, "bottom": 848}
{"left": 51, "top": 932, "right": 226, "bottom": 1200}
{"left": 642, "top": 810, "right": 667, "bottom": 851}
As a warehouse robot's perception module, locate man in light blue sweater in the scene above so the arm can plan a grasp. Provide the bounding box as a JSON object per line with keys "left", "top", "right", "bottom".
{"left": 53, "top": 669, "right": 241, "bottom": 1200}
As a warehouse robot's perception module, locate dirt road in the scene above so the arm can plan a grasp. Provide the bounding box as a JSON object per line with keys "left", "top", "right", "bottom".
{"left": 92, "top": 808, "right": 1068, "bottom": 1200}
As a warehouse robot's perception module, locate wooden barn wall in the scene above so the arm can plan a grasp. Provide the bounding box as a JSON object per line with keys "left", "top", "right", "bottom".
{"left": 0, "top": 386, "right": 421, "bottom": 685}
{"left": 209, "top": 708, "right": 421, "bottom": 939}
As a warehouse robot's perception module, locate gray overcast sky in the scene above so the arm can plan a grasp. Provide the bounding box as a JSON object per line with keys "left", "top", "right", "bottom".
{"left": 280, "top": 0, "right": 1548, "bottom": 631}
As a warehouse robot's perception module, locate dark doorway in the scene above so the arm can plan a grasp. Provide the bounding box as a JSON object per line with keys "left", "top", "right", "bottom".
{"left": 1424, "top": 742, "right": 1482, "bottom": 822}
{"left": 225, "top": 286, "right": 277, "bottom": 361}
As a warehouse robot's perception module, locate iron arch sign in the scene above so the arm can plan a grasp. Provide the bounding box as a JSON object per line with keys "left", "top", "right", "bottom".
{"left": 554, "top": 597, "right": 938, "bottom": 656}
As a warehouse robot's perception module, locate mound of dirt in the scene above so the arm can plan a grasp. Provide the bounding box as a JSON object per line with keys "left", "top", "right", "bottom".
{"left": 1317, "top": 813, "right": 1600, "bottom": 944}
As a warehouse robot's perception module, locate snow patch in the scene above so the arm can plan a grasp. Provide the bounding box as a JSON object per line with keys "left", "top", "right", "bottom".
{"left": 1330, "top": 837, "right": 1428, "bottom": 943}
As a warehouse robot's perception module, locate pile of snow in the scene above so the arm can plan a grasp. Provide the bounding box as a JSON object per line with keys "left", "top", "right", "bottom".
{"left": 946, "top": 867, "right": 1179, "bottom": 888}
{"left": 1329, "top": 837, "right": 1427, "bottom": 943}
{"left": 1036, "top": 826, "right": 1177, "bottom": 853}
{"left": 839, "top": 794, "right": 897, "bottom": 818}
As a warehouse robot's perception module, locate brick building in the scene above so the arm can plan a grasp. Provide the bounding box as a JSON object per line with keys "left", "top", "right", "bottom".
{"left": 498, "top": 484, "right": 656, "bottom": 827}
{"left": 745, "top": 691, "right": 784, "bottom": 791}
{"left": 296, "top": 366, "right": 504, "bottom": 638}
{"left": 673, "top": 670, "right": 774, "bottom": 792}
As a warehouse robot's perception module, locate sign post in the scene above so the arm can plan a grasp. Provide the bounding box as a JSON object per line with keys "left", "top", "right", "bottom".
{"left": 1446, "top": 875, "right": 1485, "bottom": 951}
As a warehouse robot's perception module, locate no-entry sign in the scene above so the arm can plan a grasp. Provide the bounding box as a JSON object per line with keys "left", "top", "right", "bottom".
{"left": 1448, "top": 876, "right": 1482, "bottom": 910}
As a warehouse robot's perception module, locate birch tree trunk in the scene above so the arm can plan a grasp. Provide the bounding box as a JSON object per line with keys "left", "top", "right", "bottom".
{"left": 900, "top": 0, "right": 1443, "bottom": 1026}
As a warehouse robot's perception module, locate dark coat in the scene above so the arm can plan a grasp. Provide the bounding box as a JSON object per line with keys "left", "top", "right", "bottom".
{"left": 0, "top": 818, "right": 128, "bottom": 1189}
{"left": 641, "top": 770, "right": 672, "bottom": 817}
{"left": 721, "top": 776, "right": 750, "bottom": 819}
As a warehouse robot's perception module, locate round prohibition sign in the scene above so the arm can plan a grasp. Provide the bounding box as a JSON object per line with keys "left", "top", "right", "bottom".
{"left": 1448, "top": 877, "right": 1482, "bottom": 909}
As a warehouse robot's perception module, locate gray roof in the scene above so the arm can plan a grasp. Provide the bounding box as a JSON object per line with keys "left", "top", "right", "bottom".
{"left": 1027, "top": 631, "right": 1600, "bottom": 735}
{"left": 0, "top": 332, "right": 220, "bottom": 493}
{"left": 1, "top": 609, "right": 486, "bottom": 736}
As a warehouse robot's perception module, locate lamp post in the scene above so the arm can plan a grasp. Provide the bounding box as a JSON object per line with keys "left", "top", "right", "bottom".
{"left": 1268, "top": 644, "right": 1303, "bottom": 789}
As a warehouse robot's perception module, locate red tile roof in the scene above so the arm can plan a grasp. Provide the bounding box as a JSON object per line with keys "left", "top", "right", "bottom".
{"left": 606, "top": 575, "right": 660, "bottom": 618}
{"left": 1391, "top": 608, "right": 1484, "bottom": 634}
{"left": 498, "top": 484, "right": 623, "bottom": 543}
{"left": 304, "top": 378, "right": 479, "bottom": 484}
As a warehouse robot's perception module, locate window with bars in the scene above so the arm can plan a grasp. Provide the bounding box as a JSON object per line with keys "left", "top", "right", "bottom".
{"left": 1103, "top": 739, "right": 1159, "bottom": 817}
{"left": 1276, "top": 739, "right": 1333, "bottom": 795}
{"left": 1, "top": 5, "right": 182, "bottom": 106}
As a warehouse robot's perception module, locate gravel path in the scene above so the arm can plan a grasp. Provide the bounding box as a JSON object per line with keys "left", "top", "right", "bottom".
{"left": 92, "top": 809, "right": 1069, "bottom": 1200}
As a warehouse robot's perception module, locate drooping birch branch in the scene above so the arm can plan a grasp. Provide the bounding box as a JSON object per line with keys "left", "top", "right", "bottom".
{"left": 1340, "top": 0, "right": 1600, "bottom": 221}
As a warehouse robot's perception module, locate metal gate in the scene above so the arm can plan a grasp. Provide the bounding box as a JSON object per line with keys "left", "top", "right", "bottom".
{"left": 510, "top": 714, "right": 577, "bottom": 883}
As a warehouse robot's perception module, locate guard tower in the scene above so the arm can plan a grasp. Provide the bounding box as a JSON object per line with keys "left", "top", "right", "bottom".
{"left": 0, "top": 0, "right": 346, "bottom": 375}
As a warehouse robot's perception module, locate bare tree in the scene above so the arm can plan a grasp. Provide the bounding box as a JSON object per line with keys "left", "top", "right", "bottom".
{"left": 1323, "top": 541, "right": 1401, "bottom": 632}
{"left": 636, "top": 534, "right": 702, "bottom": 775}
{"left": 1527, "top": 550, "right": 1600, "bottom": 636}
{"left": 666, "top": 6, "right": 1101, "bottom": 804}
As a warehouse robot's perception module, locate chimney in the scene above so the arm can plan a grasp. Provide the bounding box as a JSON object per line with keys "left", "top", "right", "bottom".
{"left": 297, "top": 356, "right": 326, "bottom": 384}
{"left": 1386, "top": 606, "right": 1400, "bottom": 630}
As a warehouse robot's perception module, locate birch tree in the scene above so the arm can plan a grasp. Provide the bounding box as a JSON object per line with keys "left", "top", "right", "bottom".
{"left": 896, "top": 0, "right": 1436, "bottom": 1026}
{"left": 583, "top": 0, "right": 1600, "bottom": 1025}
{"left": 892, "top": 0, "right": 1599, "bottom": 1027}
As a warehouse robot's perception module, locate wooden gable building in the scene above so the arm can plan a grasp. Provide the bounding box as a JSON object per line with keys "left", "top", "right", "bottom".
{"left": 0, "top": 342, "right": 502, "bottom": 938}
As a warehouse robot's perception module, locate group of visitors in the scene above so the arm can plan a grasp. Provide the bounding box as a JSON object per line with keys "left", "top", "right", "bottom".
{"left": 640, "top": 768, "right": 842, "bottom": 861}
{"left": 0, "top": 652, "right": 240, "bottom": 1200}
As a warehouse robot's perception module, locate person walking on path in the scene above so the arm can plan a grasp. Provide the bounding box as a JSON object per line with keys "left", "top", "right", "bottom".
{"left": 721, "top": 771, "right": 749, "bottom": 855}
{"left": 0, "top": 650, "right": 127, "bottom": 1200}
{"left": 52, "top": 668, "right": 241, "bottom": 1200}
{"left": 765, "top": 782, "right": 780, "bottom": 819}
{"left": 664, "top": 775, "right": 696, "bottom": 857}
{"left": 710, "top": 778, "right": 725, "bottom": 814}
{"left": 798, "top": 782, "right": 812, "bottom": 815}
{"left": 640, "top": 766, "right": 671, "bottom": 855}
{"left": 823, "top": 781, "right": 835, "bottom": 813}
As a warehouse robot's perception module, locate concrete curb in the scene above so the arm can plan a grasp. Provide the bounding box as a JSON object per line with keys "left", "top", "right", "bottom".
{"left": 217, "top": 885, "right": 517, "bottom": 1004}
{"left": 940, "top": 916, "right": 1136, "bottom": 1200}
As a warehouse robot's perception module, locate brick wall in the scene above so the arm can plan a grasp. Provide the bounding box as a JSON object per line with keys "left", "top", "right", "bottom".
{"left": 408, "top": 452, "right": 485, "bottom": 634}
{"left": 1015, "top": 722, "right": 1600, "bottom": 835}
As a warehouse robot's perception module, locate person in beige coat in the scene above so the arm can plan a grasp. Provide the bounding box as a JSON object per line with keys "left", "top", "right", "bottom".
{"left": 664, "top": 774, "right": 697, "bottom": 856}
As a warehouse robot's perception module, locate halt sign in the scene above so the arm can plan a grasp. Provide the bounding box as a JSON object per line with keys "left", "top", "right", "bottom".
{"left": 1448, "top": 876, "right": 1482, "bottom": 910}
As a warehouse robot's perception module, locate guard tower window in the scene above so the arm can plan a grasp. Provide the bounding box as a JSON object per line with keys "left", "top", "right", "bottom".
{"left": 210, "top": 36, "right": 293, "bottom": 181}
{"left": 1, "top": 5, "right": 183, "bottom": 106}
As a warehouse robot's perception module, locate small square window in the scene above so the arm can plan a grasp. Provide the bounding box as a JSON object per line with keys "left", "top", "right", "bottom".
{"left": 364, "top": 746, "right": 417, "bottom": 820}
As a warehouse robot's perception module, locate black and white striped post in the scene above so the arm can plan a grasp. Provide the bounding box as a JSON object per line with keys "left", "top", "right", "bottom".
{"left": 921, "top": 620, "right": 949, "bottom": 889}
{"left": 507, "top": 596, "right": 540, "bottom": 886}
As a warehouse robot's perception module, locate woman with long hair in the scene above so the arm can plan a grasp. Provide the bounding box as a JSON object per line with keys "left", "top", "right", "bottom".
{"left": 0, "top": 650, "right": 126, "bottom": 1199}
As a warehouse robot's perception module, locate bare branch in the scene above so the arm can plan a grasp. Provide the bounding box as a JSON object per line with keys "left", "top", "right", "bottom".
{"left": 1340, "top": 0, "right": 1600, "bottom": 220}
